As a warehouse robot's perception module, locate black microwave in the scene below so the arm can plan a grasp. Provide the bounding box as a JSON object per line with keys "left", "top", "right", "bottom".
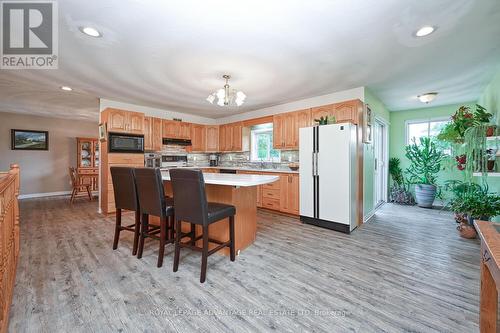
{"left": 108, "top": 133, "right": 144, "bottom": 153}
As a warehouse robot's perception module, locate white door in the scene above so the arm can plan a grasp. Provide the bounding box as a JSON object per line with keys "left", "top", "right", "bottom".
{"left": 373, "top": 119, "right": 387, "bottom": 207}
{"left": 299, "top": 127, "right": 314, "bottom": 218}
{"left": 317, "top": 124, "right": 351, "bottom": 225}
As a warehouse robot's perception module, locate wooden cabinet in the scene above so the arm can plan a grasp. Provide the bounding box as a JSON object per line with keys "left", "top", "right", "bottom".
{"left": 76, "top": 137, "right": 99, "bottom": 191}
{"left": 105, "top": 108, "right": 144, "bottom": 134}
{"left": 219, "top": 122, "right": 245, "bottom": 152}
{"left": 144, "top": 116, "right": 163, "bottom": 151}
{"left": 273, "top": 112, "right": 298, "bottom": 149}
{"left": 191, "top": 124, "right": 206, "bottom": 152}
{"left": 280, "top": 174, "right": 299, "bottom": 215}
{"left": 311, "top": 100, "right": 361, "bottom": 125}
{"left": 179, "top": 122, "right": 192, "bottom": 140}
{"left": 273, "top": 114, "right": 284, "bottom": 149}
{"left": 205, "top": 125, "right": 219, "bottom": 152}
{"left": 162, "top": 120, "right": 178, "bottom": 138}
{"left": 162, "top": 120, "right": 192, "bottom": 140}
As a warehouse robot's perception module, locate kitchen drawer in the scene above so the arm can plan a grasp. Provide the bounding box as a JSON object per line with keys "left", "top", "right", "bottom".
{"left": 263, "top": 179, "right": 281, "bottom": 190}
{"left": 262, "top": 197, "right": 280, "bottom": 210}
{"left": 262, "top": 188, "right": 280, "bottom": 199}
{"left": 78, "top": 168, "right": 97, "bottom": 174}
{"left": 108, "top": 153, "right": 144, "bottom": 164}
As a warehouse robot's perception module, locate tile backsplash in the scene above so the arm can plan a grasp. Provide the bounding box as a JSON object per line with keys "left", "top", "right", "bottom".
{"left": 187, "top": 150, "right": 299, "bottom": 170}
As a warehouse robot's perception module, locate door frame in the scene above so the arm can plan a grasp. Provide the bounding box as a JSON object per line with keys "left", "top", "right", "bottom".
{"left": 373, "top": 117, "right": 389, "bottom": 208}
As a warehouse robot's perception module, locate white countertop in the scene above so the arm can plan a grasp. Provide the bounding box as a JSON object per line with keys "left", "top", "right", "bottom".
{"left": 161, "top": 171, "right": 279, "bottom": 187}
{"left": 161, "top": 166, "right": 299, "bottom": 174}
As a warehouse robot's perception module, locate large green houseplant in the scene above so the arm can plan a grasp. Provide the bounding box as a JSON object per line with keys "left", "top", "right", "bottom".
{"left": 405, "top": 137, "right": 444, "bottom": 208}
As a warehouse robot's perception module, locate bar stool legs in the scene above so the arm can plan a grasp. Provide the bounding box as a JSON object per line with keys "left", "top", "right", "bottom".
{"left": 229, "top": 216, "right": 235, "bottom": 262}
{"left": 113, "top": 208, "right": 141, "bottom": 256}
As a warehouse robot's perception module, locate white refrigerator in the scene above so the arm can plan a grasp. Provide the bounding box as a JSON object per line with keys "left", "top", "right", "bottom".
{"left": 299, "top": 123, "right": 358, "bottom": 233}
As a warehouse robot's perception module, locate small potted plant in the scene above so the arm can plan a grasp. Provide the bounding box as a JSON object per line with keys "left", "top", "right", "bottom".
{"left": 473, "top": 104, "right": 495, "bottom": 136}
{"left": 405, "top": 137, "right": 444, "bottom": 208}
{"left": 388, "top": 157, "right": 414, "bottom": 205}
{"left": 314, "top": 115, "right": 336, "bottom": 125}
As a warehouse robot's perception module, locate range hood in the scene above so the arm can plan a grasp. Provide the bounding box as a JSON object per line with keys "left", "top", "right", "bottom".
{"left": 162, "top": 138, "right": 192, "bottom": 146}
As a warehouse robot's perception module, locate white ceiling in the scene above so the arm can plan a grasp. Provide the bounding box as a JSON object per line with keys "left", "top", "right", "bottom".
{"left": 1, "top": 0, "right": 500, "bottom": 120}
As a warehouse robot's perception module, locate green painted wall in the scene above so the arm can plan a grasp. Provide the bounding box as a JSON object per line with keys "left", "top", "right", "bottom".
{"left": 478, "top": 69, "right": 500, "bottom": 126}
{"left": 389, "top": 102, "right": 475, "bottom": 188}
{"left": 364, "top": 88, "right": 390, "bottom": 219}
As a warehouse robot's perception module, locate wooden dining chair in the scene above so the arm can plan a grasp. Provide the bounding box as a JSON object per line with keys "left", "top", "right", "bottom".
{"left": 69, "top": 167, "right": 92, "bottom": 203}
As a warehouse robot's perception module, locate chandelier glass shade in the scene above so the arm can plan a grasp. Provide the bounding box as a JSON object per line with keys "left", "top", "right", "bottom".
{"left": 206, "top": 75, "right": 246, "bottom": 107}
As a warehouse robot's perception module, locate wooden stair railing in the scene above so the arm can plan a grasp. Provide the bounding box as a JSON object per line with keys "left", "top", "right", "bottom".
{"left": 0, "top": 164, "right": 20, "bottom": 333}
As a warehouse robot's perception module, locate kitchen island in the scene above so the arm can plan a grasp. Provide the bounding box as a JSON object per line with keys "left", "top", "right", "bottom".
{"left": 162, "top": 171, "right": 279, "bottom": 255}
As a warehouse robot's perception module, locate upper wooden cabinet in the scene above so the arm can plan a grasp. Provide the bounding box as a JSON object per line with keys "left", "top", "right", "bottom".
{"left": 162, "top": 120, "right": 192, "bottom": 140}
{"left": 273, "top": 111, "right": 305, "bottom": 149}
{"left": 232, "top": 122, "right": 243, "bottom": 151}
{"left": 311, "top": 100, "right": 361, "bottom": 125}
{"left": 219, "top": 122, "right": 246, "bottom": 152}
{"left": 105, "top": 108, "right": 144, "bottom": 134}
{"left": 191, "top": 124, "right": 206, "bottom": 152}
{"left": 144, "top": 116, "right": 163, "bottom": 151}
{"left": 205, "top": 125, "right": 219, "bottom": 152}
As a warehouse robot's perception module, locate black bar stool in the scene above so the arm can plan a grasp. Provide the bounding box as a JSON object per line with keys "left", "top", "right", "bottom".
{"left": 169, "top": 168, "right": 236, "bottom": 283}
{"left": 134, "top": 167, "right": 176, "bottom": 268}
{"left": 110, "top": 167, "right": 141, "bottom": 255}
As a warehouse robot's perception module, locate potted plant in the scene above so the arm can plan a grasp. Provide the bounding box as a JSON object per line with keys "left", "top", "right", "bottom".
{"left": 314, "top": 115, "right": 336, "bottom": 125}
{"left": 437, "top": 104, "right": 493, "bottom": 143}
{"left": 450, "top": 189, "right": 500, "bottom": 238}
{"left": 388, "top": 157, "right": 414, "bottom": 205}
{"left": 405, "top": 137, "right": 444, "bottom": 208}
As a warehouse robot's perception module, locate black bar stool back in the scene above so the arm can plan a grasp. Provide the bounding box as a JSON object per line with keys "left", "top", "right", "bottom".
{"left": 110, "top": 166, "right": 141, "bottom": 255}
{"left": 134, "top": 167, "right": 175, "bottom": 267}
{"left": 169, "top": 169, "right": 236, "bottom": 283}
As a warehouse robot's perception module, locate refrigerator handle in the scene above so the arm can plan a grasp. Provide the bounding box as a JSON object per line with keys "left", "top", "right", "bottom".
{"left": 315, "top": 152, "right": 319, "bottom": 176}
{"left": 312, "top": 152, "right": 316, "bottom": 176}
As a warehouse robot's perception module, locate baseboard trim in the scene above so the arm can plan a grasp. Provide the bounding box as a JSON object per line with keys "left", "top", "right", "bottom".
{"left": 19, "top": 191, "right": 72, "bottom": 199}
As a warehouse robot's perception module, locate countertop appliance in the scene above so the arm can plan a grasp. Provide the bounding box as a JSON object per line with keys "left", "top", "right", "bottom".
{"left": 209, "top": 154, "right": 219, "bottom": 167}
{"left": 144, "top": 153, "right": 161, "bottom": 168}
{"left": 108, "top": 133, "right": 144, "bottom": 153}
{"left": 299, "top": 123, "right": 358, "bottom": 233}
{"left": 161, "top": 153, "right": 188, "bottom": 168}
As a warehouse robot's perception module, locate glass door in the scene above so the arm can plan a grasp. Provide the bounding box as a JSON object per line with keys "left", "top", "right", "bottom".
{"left": 373, "top": 119, "right": 387, "bottom": 207}
{"left": 79, "top": 139, "right": 93, "bottom": 168}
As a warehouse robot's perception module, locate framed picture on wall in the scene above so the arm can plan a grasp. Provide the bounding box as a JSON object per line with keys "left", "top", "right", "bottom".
{"left": 11, "top": 129, "right": 49, "bottom": 151}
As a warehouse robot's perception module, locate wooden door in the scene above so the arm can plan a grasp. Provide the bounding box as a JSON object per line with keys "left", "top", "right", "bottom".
{"left": 162, "top": 120, "right": 179, "bottom": 138}
{"left": 311, "top": 104, "right": 335, "bottom": 125}
{"left": 283, "top": 112, "right": 297, "bottom": 148}
{"left": 334, "top": 100, "right": 358, "bottom": 124}
{"left": 152, "top": 117, "right": 163, "bottom": 151}
{"left": 289, "top": 174, "right": 299, "bottom": 214}
{"left": 107, "top": 109, "right": 128, "bottom": 132}
{"left": 127, "top": 112, "right": 144, "bottom": 134}
{"left": 206, "top": 125, "right": 219, "bottom": 152}
{"left": 295, "top": 108, "right": 311, "bottom": 148}
{"left": 280, "top": 175, "right": 290, "bottom": 212}
{"left": 144, "top": 116, "right": 153, "bottom": 150}
{"left": 191, "top": 124, "right": 206, "bottom": 152}
{"left": 232, "top": 122, "right": 242, "bottom": 151}
{"left": 179, "top": 122, "right": 192, "bottom": 139}
{"left": 273, "top": 114, "right": 284, "bottom": 149}
{"left": 224, "top": 124, "right": 233, "bottom": 151}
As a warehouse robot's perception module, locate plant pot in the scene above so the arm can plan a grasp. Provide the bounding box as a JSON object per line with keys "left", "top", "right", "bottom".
{"left": 486, "top": 125, "right": 496, "bottom": 137}
{"left": 487, "top": 160, "right": 495, "bottom": 172}
{"left": 414, "top": 184, "right": 436, "bottom": 208}
{"left": 457, "top": 222, "right": 477, "bottom": 239}
{"left": 454, "top": 212, "right": 467, "bottom": 224}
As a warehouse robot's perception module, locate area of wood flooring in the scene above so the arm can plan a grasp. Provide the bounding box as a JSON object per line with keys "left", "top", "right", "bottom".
{"left": 9, "top": 197, "right": 481, "bottom": 332}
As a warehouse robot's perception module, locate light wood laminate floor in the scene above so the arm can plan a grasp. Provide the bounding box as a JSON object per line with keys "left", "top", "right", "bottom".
{"left": 10, "top": 197, "right": 481, "bottom": 332}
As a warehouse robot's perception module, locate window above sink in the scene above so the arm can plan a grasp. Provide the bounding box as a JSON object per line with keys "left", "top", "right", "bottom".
{"left": 250, "top": 123, "right": 281, "bottom": 162}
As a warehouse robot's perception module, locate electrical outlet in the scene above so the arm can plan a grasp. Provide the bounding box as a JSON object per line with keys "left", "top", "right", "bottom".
{"left": 229, "top": 155, "right": 233, "bottom": 161}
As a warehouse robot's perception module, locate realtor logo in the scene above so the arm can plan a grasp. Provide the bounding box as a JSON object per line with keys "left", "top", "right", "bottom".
{"left": 1, "top": 0, "right": 58, "bottom": 69}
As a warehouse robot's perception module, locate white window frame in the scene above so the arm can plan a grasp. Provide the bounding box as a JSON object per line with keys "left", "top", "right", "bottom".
{"left": 250, "top": 127, "right": 279, "bottom": 162}
{"left": 405, "top": 117, "right": 449, "bottom": 145}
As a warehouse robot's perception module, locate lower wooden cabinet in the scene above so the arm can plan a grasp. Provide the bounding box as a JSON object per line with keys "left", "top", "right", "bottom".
{"left": 237, "top": 170, "right": 299, "bottom": 215}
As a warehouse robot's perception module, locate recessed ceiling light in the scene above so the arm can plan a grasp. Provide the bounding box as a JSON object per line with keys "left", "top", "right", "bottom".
{"left": 415, "top": 25, "right": 435, "bottom": 37}
{"left": 61, "top": 86, "right": 73, "bottom": 91}
{"left": 417, "top": 92, "right": 438, "bottom": 103}
{"left": 79, "top": 26, "right": 102, "bottom": 37}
